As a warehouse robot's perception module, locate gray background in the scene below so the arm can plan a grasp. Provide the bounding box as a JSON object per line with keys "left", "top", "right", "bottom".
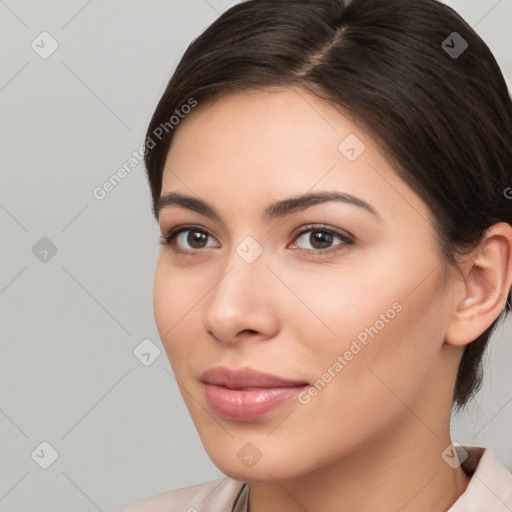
{"left": 0, "top": 0, "right": 511, "bottom": 511}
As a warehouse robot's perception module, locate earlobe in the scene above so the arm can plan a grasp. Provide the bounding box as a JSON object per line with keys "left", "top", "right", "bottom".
{"left": 445, "top": 222, "right": 512, "bottom": 347}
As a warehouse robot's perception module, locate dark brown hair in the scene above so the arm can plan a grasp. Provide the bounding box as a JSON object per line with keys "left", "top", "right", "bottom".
{"left": 143, "top": 0, "right": 512, "bottom": 409}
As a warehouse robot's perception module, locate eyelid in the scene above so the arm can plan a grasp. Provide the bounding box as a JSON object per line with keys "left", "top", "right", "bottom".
{"left": 290, "top": 223, "right": 354, "bottom": 243}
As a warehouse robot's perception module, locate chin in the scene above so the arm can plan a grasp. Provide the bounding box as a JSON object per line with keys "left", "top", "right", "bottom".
{"left": 211, "top": 457, "right": 298, "bottom": 483}
{"left": 202, "top": 438, "right": 308, "bottom": 482}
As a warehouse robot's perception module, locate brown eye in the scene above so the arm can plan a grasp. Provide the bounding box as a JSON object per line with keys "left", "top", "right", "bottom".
{"left": 290, "top": 225, "right": 353, "bottom": 254}
{"left": 160, "top": 226, "right": 219, "bottom": 252}
{"left": 303, "top": 230, "right": 335, "bottom": 250}
{"left": 182, "top": 230, "right": 209, "bottom": 249}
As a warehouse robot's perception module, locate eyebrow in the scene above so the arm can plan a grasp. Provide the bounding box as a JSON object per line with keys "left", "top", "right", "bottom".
{"left": 155, "top": 191, "right": 382, "bottom": 223}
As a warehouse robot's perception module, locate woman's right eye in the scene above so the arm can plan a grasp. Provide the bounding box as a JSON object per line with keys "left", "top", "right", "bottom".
{"left": 159, "top": 226, "right": 219, "bottom": 254}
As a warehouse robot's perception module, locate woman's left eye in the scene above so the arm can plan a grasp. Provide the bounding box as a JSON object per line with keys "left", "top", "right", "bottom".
{"left": 289, "top": 225, "right": 353, "bottom": 254}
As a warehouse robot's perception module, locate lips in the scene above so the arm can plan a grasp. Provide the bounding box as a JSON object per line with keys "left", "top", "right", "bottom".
{"left": 200, "top": 366, "right": 308, "bottom": 422}
{"left": 201, "top": 366, "right": 308, "bottom": 389}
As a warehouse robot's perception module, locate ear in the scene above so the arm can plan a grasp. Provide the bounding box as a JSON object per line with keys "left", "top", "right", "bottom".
{"left": 445, "top": 222, "right": 512, "bottom": 347}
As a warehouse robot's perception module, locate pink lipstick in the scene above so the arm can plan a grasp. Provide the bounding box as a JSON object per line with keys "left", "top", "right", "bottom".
{"left": 201, "top": 366, "right": 308, "bottom": 422}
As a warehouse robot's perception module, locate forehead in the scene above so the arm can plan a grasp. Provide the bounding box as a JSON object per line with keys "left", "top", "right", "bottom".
{"left": 161, "top": 87, "right": 432, "bottom": 228}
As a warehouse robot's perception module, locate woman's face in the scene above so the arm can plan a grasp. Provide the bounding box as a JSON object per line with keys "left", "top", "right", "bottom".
{"left": 153, "top": 87, "right": 462, "bottom": 481}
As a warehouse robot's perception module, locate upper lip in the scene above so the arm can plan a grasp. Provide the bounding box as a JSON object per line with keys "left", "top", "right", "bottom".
{"left": 201, "top": 366, "right": 308, "bottom": 389}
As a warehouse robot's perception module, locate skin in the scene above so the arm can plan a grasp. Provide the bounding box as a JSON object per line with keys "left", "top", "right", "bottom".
{"left": 153, "top": 86, "right": 512, "bottom": 511}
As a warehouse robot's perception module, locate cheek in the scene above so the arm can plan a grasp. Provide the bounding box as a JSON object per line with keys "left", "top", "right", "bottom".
{"left": 323, "top": 286, "right": 444, "bottom": 422}
{"left": 286, "top": 250, "right": 447, "bottom": 403}
{"left": 153, "top": 262, "right": 174, "bottom": 343}
{"left": 284, "top": 300, "right": 442, "bottom": 467}
{"left": 153, "top": 260, "right": 202, "bottom": 369}
{"left": 279, "top": 255, "right": 405, "bottom": 351}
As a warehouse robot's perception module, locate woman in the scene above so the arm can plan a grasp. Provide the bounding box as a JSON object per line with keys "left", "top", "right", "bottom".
{"left": 122, "top": 0, "right": 512, "bottom": 510}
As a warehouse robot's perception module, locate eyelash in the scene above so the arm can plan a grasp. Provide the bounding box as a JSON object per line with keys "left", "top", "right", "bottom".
{"left": 159, "top": 223, "right": 354, "bottom": 257}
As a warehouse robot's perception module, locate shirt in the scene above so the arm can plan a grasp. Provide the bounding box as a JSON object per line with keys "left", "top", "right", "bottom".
{"left": 119, "top": 446, "right": 512, "bottom": 511}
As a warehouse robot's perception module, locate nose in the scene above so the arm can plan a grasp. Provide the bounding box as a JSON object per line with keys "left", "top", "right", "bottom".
{"left": 203, "top": 243, "right": 280, "bottom": 346}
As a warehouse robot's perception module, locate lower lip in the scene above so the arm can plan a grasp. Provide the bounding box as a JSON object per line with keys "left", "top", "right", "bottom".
{"left": 204, "top": 383, "right": 307, "bottom": 421}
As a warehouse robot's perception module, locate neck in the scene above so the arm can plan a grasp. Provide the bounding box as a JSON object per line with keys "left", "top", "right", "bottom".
{"left": 248, "top": 416, "right": 470, "bottom": 512}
